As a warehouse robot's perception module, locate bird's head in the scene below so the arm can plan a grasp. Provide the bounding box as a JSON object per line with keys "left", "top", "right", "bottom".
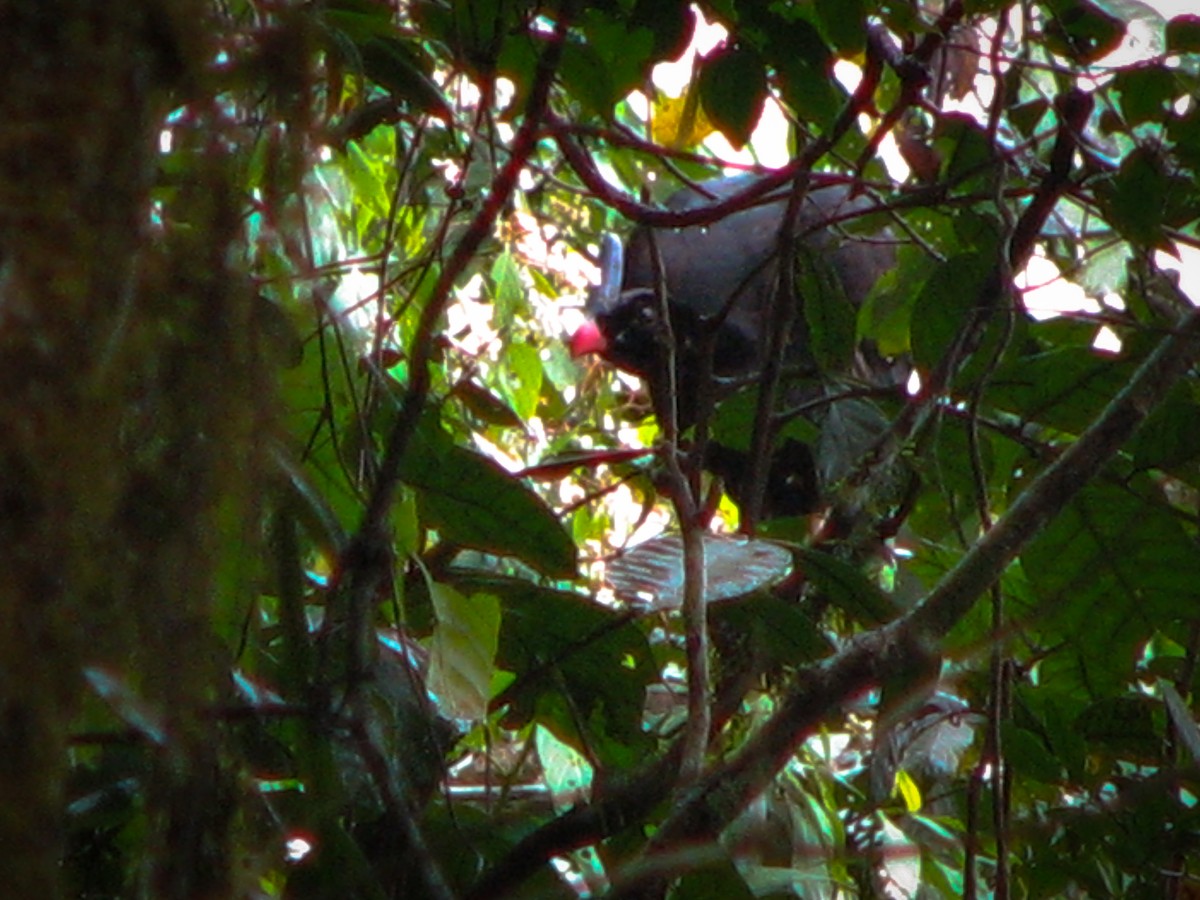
{"left": 570, "top": 232, "right": 666, "bottom": 377}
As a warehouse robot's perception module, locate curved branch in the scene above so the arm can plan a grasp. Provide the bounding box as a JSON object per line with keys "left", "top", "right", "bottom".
{"left": 642, "top": 301, "right": 1200, "bottom": 854}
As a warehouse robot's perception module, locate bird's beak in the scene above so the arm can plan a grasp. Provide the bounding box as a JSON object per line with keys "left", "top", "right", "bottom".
{"left": 571, "top": 232, "right": 623, "bottom": 358}
{"left": 569, "top": 320, "right": 608, "bottom": 357}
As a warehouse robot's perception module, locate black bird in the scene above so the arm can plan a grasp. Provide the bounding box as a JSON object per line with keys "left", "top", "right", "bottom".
{"left": 571, "top": 174, "right": 900, "bottom": 516}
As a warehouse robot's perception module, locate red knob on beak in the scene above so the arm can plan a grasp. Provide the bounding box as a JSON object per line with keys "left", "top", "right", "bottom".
{"left": 569, "top": 320, "right": 608, "bottom": 357}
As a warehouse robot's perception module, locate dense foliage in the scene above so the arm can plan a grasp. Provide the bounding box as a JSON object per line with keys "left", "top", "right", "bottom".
{"left": 3, "top": 1, "right": 1200, "bottom": 897}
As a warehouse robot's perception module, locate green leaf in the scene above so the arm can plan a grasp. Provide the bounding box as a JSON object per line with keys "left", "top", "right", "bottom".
{"left": 1021, "top": 695, "right": 1089, "bottom": 783}
{"left": 561, "top": 12, "right": 656, "bottom": 116}
{"left": 1168, "top": 104, "right": 1200, "bottom": 173}
{"left": 392, "top": 485, "right": 420, "bottom": 559}
{"left": 274, "top": 448, "right": 349, "bottom": 559}
{"left": 817, "top": 395, "right": 891, "bottom": 489}
{"left": 699, "top": 44, "right": 767, "bottom": 149}
{"left": 427, "top": 581, "right": 500, "bottom": 722}
{"left": 1100, "top": 147, "right": 1169, "bottom": 248}
{"left": 1001, "top": 723, "right": 1065, "bottom": 784}
{"left": 1042, "top": 0, "right": 1126, "bottom": 64}
{"left": 672, "top": 855, "right": 757, "bottom": 900}
{"left": 909, "top": 251, "right": 993, "bottom": 371}
{"left": 341, "top": 140, "right": 391, "bottom": 218}
{"left": 711, "top": 387, "right": 820, "bottom": 452}
{"left": 1113, "top": 65, "right": 1177, "bottom": 126}
{"left": 713, "top": 595, "right": 831, "bottom": 668}
{"left": 630, "top": 0, "right": 696, "bottom": 63}
{"left": 911, "top": 417, "right": 995, "bottom": 531}
{"left": 793, "top": 546, "right": 896, "bottom": 625}
{"left": 494, "top": 36, "right": 538, "bottom": 106}
{"left": 280, "top": 327, "right": 368, "bottom": 537}
{"left": 1074, "top": 695, "right": 1159, "bottom": 761}
{"left": 918, "top": 851, "right": 966, "bottom": 899}
{"left": 988, "top": 323, "right": 1137, "bottom": 434}
{"left": 535, "top": 724, "right": 593, "bottom": 810}
{"left": 454, "top": 379, "right": 523, "bottom": 429}
{"left": 359, "top": 37, "right": 452, "bottom": 120}
{"left": 482, "top": 576, "right": 654, "bottom": 766}
{"left": 857, "top": 244, "right": 930, "bottom": 357}
{"left": 400, "top": 421, "right": 576, "bottom": 579}
{"left": 893, "top": 768, "right": 922, "bottom": 812}
{"left": 814, "top": 0, "right": 866, "bottom": 55}
{"left": 1009, "top": 99, "right": 1050, "bottom": 139}
{"left": 326, "top": 0, "right": 392, "bottom": 27}
{"left": 935, "top": 114, "right": 996, "bottom": 188}
{"left": 490, "top": 251, "right": 525, "bottom": 332}
{"left": 1021, "top": 481, "right": 1196, "bottom": 699}
{"left": 1129, "top": 383, "right": 1200, "bottom": 473}
{"left": 412, "top": 0, "right": 506, "bottom": 78}
{"left": 801, "top": 244, "right": 857, "bottom": 373}
{"left": 502, "top": 339, "right": 543, "bottom": 421}
{"left": 769, "top": 22, "right": 842, "bottom": 130}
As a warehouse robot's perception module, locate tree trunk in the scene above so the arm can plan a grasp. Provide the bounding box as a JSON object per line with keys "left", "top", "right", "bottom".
{"left": 0, "top": 4, "right": 267, "bottom": 896}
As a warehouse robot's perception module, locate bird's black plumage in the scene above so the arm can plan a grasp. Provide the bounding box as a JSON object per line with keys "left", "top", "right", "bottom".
{"left": 572, "top": 174, "right": 899, "bottom": 516}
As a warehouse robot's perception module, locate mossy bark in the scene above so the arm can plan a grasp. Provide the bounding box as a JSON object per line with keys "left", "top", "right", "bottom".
{"left": 0, "top": 4, "right": 269, "bottom": 896}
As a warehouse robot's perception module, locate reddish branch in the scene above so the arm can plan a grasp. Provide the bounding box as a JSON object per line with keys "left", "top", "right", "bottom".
{"left": 638, "top": 301, "right": 1200, "bottom": 884}
{"left": 362, "top": 36, "right": 565, "bottom": 540}
{"left": 324, "top": 8, "right": 572, "bottom": 900}
{"left": 554, "top": 121, "right": 796, "bottom": 227}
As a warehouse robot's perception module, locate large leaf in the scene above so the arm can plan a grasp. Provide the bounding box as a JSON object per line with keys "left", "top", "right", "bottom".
{"left": 535, "top": 725, "right": 593, "bottom": 811}
{"left": 560, "top": 11, "right": 656, "bottom": 116}
{"left": 501, "top": 340, "right": 543, "bottom": 422}
{"left": 400, "top": 421, "right": 576, "bottom": 579}
{"left": 765, "top": 19, "right": 841, "bottom": 130}
{"left": 910, "top": 251, "right": 994, "bottom": 372}
{"left": 472, "top": 575, "right": 655, "bottom": 768}
{"left": 814, "top": 0, "right": 866, "bottom": 55}
{"left": 698, "top": 43, "right": 767, "bottom": 149}
{"left": 1020, "top": 480, "right": 1196, "bottom": 700}
{"left": 801, "top": 245, "right": 857, "bottom": 375}
{"left": 1042, "top": 0, "right": 1126, "bottom": 63}
{"left": 793, "top": 546, "right": 897, "bottom": 625}
{"left": 358, "top": 36, "right": 453, "bottom": 120}
{"left": 1099, "top": 147, "right": 1170, "bottom": 248}
{"left": 1128, "top": 382, "right": 1200, "bottom": 474}
{"left": 988, "top": 325, "right": 1139, "bottom": 435}
{"left": 603, "top": 534, "right": 795, "bottom": 611}
{"left": 712, "top": 594, "right": 832, "bottom": 669}
{"left": 1113, "top": 64, "right": 1177, "bottom": 127}
{"left": 426, "top": 580, "right": 500, "bottom": 722}
{"left": 935, "top": 114, "right": 997, "bottom": 188}
{"left": 816, "top": 395, "right": 889, "bottom": 490}
{"left": 629, "top": 0, "right": 695, "bottom": 62}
